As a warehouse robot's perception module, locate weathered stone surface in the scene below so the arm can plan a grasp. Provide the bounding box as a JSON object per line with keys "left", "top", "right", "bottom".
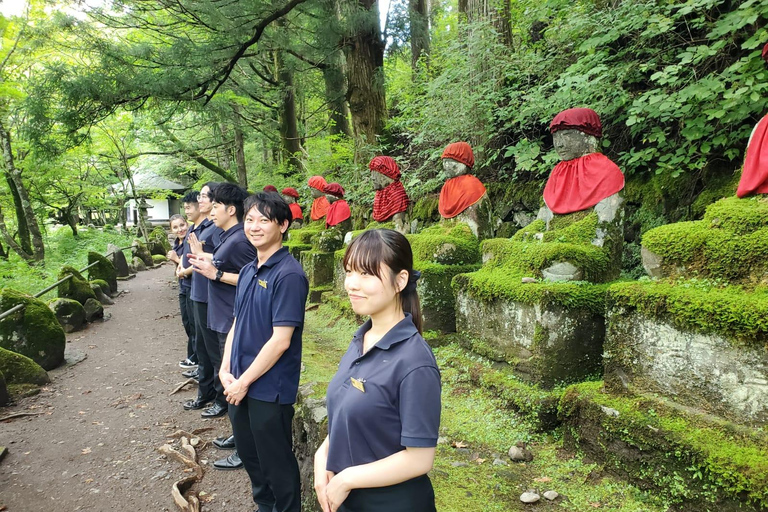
{"left": 541, "top": 261, "right": 583, "bottom": 282}
{"left": 520, "top": 491, "right": 540, "bottom": 504}
{"left": 83, "top": 298, "right": 104, "bottom": 322}
{"left": 131, "top": 239, "right": 154, "bottom": 267}
{"left": 57, "top": 266, "right": 97, "bottom": 305}
{"left": 641, "top": 246, "right": 664, "bottom": 279}
{"left": 513, "top": 211, "right": 535, "bottom": 228}
{"left": 90, "top": 279, "right": 111, "bottom": 296}
{"left": 0, "top": 370, "right": 8, "bottom": 406}
{"left": 87, "top": 251, "right": 118, "bottom": 293}
{"left": 292, "top": 383, "right": 328, "bottom": 512}
{"left": 312, "top": 228, "right": 344, "bottom": 252}
{"left": 508, "top": 443, "right": 533, "bottom": 462}
{"left": 148, "top": 226, "right": 172, "bottom": 253}
{"left": 418, "top": 264, "right": 480, "bottom": 333}
{"left": 543, "top": 490, "right": 559, "bottom": 501}
{"left": 132, "top": 257, "right": 147, "bottom": 272}
{"left": 300, "top": 251, "right": 335, "bottom": 288}
{"left": 0, "top": 289, "right": 65, "bottom": 370}
{"left": 455, "top": 288, "right": 604, "bottom": 388}
{"left": 90, "top": 283, "right": 115, "bottom": 306}
{"left": 605, "top": 307, "right": 768, "bottom": 425}
{"left": 107, "top": 244, "right": 130, "bottom": 277}
{"left": 0, "top": 346, "right": 50, "bottom": 385}
{"left": 454, "top": 194, "right": 494, "bottom": 240}
{"left": 48, "top": 298, "right": 87, "bottom": 333}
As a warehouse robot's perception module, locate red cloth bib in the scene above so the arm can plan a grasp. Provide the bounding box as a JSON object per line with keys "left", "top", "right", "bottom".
{"left": 310, "top": 196, "right": 330, "bottom": 221}
{"left": 373, "top": 181, "right": 409, "bottom": 222}
{"left": 737, "top": 115, "right": 768, "bottom": 198}
{"left": 438, "top": 174, "right": 486, "bottom": 219}
{"left": 326, "top": 200, "right": 351, "bottom": 228}
{"left": 289, "top": 203, "right": 303, "bottom": 221}
{"left": 543, "top": 153, "right": 624, "bottom": 215}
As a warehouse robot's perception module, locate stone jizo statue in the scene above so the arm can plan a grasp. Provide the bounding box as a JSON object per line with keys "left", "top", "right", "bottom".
{"left": 437, "top": 142, "right": 492, "bottom": 238}
{"left": 308, "top": 176, "right": 330, "bottom": 221}
{"left": 369, "top": 156, "right": 409, "bottom": 233}
{"left": 281, "top": 187, "right": 303, "bottom": 229}
{"left": 323, "top": 182, "right": 351, "bottom": 231}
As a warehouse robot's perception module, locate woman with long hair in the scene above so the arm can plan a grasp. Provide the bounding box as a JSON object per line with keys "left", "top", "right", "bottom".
{"left": 314, "top": 229, "right": 441, "bottom": 512}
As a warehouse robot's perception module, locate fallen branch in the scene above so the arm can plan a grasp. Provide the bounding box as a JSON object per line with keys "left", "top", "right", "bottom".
{"left": 0, "top": 412, "right": 45, "bottom": 422}
{"left": 169, "top": 378, "right": 196, "bottom": 396}
{"left": 158, "top": 437, "right": 205, "bottom": 512}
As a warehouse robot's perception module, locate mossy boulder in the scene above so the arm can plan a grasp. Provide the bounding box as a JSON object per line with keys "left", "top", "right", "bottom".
{"left": 83, "top": 298, "right": 104, "bottom": 322}
{"left": 407, "top": 222, "right": 481, "bottom": 265}
{"left": 0, "top": 346, "right": 51, "bottom": 385}
{"left": 0, "top": 370, "right": 8, "bottom": 406}
{"left": 48, "top": 298, "right": 86, "bottom": 333}
{"left": 312, "top": 228, "right": 344, "bottom": 252}
{"left": 89, "top": 283, "right": 114, "bottom": 306}
{"left": 288, "top": 223, "right": 324, "bottom": 244}
{"left": 90, "top": 279, "right": 111, "bottom": 296}
{"left": 131, "top": 239, "right": 154, "bottom": 267}
{"left": 107, "top": 243, "right": 130, "bottom": 277}
{"left": 152, "top": 254, "right": 168, "bottom": 264}
{"left": 58, "top": 265, "right": 97, "bottom": 305}
{"left": 148, "top": 226, "right": 171, "bottom": 253}
{"left": 0, "top": 289, "right": 65, "bottom": 370}
{"left": 642, "top": 196, "right": 768, "bottom": 283}
{"left": 87, "top": 251, "right": 117, "bottom": 293}
{"left": 132, "top": 257, "right": 147, "bottom": 271}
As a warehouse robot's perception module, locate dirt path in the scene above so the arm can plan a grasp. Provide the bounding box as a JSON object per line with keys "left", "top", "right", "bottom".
{"left": 0, "top": 266, "right": 255, "bottom": 512}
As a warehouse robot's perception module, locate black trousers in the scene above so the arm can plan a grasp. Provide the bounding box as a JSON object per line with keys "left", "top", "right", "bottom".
{"left": 339, "top": 475, "right": 436, "bottom": 512}
{"left": 229, "top": 397, "right": 301, "bottom": 512}
{"left": 191, "top": 300, "right": 225, "bottom": 407}
{"left": 179, "top": 292, "right": 196, "bottom": 362}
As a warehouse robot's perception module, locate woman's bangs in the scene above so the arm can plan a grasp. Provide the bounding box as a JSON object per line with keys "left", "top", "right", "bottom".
{"left": 343, "top": 232, "right": 387, "bottom": 279}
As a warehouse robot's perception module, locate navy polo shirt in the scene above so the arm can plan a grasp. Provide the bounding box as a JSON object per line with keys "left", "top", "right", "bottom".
{"left": 207, "top": 223, "right": 257, "bottom": 334}
{"left": 325, "top": 314, "right": 441, "bottom": 474}
{"left": 231, "top": 246, "right": 308, "bottom": 404}
{"left": 175, "top": 231, "right": 192, "bottom": 295}
{"left": 189, "top": 218, "right": 223, "bottom": 304}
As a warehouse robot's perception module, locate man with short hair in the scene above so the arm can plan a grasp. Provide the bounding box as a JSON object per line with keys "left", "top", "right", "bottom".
{"left": 188, "top": 183, "right": 256, "bottom": 468}
{"left": 220, "top": 192, "right": 309, "bottom": 512}
{"left": 183, "top": 182, "right": 224, "bottom": 416}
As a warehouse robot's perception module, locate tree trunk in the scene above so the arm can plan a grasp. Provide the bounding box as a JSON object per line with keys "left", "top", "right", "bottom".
{"left": 323, "top": 50, "right": 353, "bottom": 137}
{"left": 460, "top": 0, "right": 512, "bottom": 46}
{"left": 4, "top": 174, "right": 32, "bottom": 255}
{"left": 276, "top": 48, "right": 303, "bottom": 171}
{"left": 409, "top": 0, "right": 430, "bottom": 69}
{"left": 231, "top": 105, "right": 248, "bottom": 188}
{"left": 345, "top": 0, "right": 387, "bottom": 153}
{"left": 0, "top": 119, "right": 44, "bottom": 262}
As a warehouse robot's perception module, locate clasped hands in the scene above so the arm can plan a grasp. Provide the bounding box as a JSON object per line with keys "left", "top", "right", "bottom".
{"left": 219, "top": 370, "right": 247, "bottom": 405}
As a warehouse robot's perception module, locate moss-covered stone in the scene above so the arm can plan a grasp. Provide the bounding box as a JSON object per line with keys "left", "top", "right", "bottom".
{"left": 0, "top": 289, "right": 65, "bottom": 371}
{"left": 285, "top": 242, "right": 312, "bottom": 260}
{"left": 300, "top": 251, "right": 335, "bottom": 288}
{"left": 0, "top": 369, "right": 8, "bottom": 406}
{"left": 312, "top": 228, "right": 344, "bottom": 252}
{"left": 406, "top": 222, "right": 481, "bottom": 265}
{"left": 411, "top": 194, "right": 440, "bottom": 223}
{"left": 58, "top": 265, "right": 97, "bottom": 305}
{"left": 131, "top": 239, "right": 154, "bottom": 267}
{"left": 90, "top": 279, "right": 111, "bottom": 296}
{"left": 642, "top": 197, "right": 768, "bottom": 282}
{"left": 83, "top": 298, "right": 104, "bottom": 322}
{"left": 288, "top": 223, "right": 324, "bottom": 244}
{"left": 87, "top": 251, "right": 117, "bottom": 293}
{"left": 132, "top": 256, "right": 147, "bottom": 271}
{"left": 152, "top": 254, "right": 167, "bottom": 264}
{"left": 48, "top": 298, "right": 86, "bottom": 333}
{"left": 0, "top": 346, "right": 50, "bottom": 385}
{"left": 148, "top": 226, "right": 172, "bottom": 253}
{"left": 559, "top": 381, "right": 768, "bottom": 510}
{"left": 417, "top": 262, "right": 481, "bottom": 332}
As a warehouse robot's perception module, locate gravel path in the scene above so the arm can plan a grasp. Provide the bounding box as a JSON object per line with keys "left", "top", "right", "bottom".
{"left": 0, "top": 266, "right": 255, "bottom": 512}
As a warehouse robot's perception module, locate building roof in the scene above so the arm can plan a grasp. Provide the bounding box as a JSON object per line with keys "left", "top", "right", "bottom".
{"left": 110, "top": 170, "right": 187, "bottom": 193}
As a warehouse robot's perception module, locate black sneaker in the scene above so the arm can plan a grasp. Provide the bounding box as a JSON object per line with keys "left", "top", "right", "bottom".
{"left": 179, "top": 358, "right": 198, "bottom": 369}
{"left": 182, "top": 369, "right": 199, "bottom": 379}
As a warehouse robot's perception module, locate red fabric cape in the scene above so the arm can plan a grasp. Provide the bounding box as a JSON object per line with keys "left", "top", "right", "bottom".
{"left": 289, "top": 203, "right": 303, "bottom": 221}
{"left": 326, "top": 200, "right": 351, "bottom": 228}
{"left": 543, "top": 153, "right": 625, "bottom": 215}
{"left": 310, "top": 196, "right": 330, "bottom": 221}
{"left": 737, "top": 115, "right": 768, "bottom": 198}
{"left": 438, "top": 174, "right": 486, "bottom": 219}
{"left": 373, "top": 181, "right": 409, "bottom": 222}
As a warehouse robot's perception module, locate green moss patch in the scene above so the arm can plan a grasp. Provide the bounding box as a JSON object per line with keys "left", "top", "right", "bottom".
{"left": 152, "top": 254, "right": 168, "bottom": 264}
{"left": 0, "top": 288, "right": 66, "bottom": 370}
{"left": 132, "top": 239, "right": 154, "bottom": 266}
{"left": 57, "top": 265, "right": 97, "bottom": 305}
{"left": 407, "top": 222, "right": 481, "bottom": 265}
{"left": 90, "top": 279, "right": 111, "bottom": 295}
{"left": 148, "top": 226, "right": 171, "bottom": 253}
{"left": 608, "top": 280, "right": 768, "bottom": 346}
{"left": 559, "top": 382, "right": 768, "bottom": 509}
{"left": 285, "top": 242, "right": 312, "bottom": 260}
{"left": 87, "top": 251, "right": 117, "bottom": 293}
{"left": 411, "top": 194, "right": 440, "bottom": 222}
{"left": 288, "top": 224, "right": 324, "bottom": 244}
{"left": 0, "top": 346, "right": 50, "bottom": 385}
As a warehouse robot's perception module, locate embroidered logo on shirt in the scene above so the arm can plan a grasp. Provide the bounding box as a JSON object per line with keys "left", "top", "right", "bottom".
{"left": 258, "top": 279, "right": 268, "bottom": 289}
{"left": 350, "top": 377, "right": 365, "bottom": 393}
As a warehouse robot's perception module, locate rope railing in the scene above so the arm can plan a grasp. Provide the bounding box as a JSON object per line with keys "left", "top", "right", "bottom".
{"left": 0, "top": 245, "right": 134, "bottom": 322}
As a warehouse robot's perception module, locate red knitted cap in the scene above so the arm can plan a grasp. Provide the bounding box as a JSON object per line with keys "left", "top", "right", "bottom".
{"left": 441, "top": 142, "right": 475, "bottom": 168}
{"left": 282, "top": 187, "right": 299, "bottom": 199}
{"left": 369, "top": 156, "right": 401, "bottom": 180}
{"left": 324, "top": 182, "right": 345, "bottom": 197}
{"left": 550, "top": 108, "right": 602, "bottom": 138}
{"left": 263, "top": 185, "right": 278, "bottom": 193}
{"left": 308, "top": 175, "right": 327, "bottom": 191}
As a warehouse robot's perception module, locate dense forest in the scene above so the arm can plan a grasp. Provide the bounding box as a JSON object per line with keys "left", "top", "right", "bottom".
{"left": 0, "top": 0, "right": 766, "bottom": 271}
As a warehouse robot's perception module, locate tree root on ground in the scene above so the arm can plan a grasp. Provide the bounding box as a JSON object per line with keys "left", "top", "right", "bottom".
{"left": 158, "top": 434, "right": 205, "bottom": 512}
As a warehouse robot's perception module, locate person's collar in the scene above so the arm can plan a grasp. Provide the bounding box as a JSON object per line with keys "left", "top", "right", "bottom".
{"left": 219, "top": 221, "right": 243, "bottom": 241}
{"left": 258, "top": 245, "right": 289, "bottom": 268}
{"left": 352, "top": 313, "right": 418, "bottom": 351}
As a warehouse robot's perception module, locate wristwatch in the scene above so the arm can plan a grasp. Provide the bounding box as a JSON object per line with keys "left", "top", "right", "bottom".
{"left": 215, "top": 269, "right": 223, "bottom": 281}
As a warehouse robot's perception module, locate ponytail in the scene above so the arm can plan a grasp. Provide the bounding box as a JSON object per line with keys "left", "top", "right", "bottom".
{"left": 401, "top": 270, "right": 423, "bottom": 333}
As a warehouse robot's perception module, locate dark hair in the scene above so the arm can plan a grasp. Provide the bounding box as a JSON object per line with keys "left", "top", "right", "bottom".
{"left": 210, "top": 183, "right": 249, "bottom": 222}
{"left": 244, "top": 192, "right": 292, "bottom": 229}
{"left": 182, "top": 191, "right": 199, "bottom": 204}
{"left": 169, "top": 214, "right": 185, "bottom": 224}
{"left": 342, "top": 229, "right": 423, "bottom": 333}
